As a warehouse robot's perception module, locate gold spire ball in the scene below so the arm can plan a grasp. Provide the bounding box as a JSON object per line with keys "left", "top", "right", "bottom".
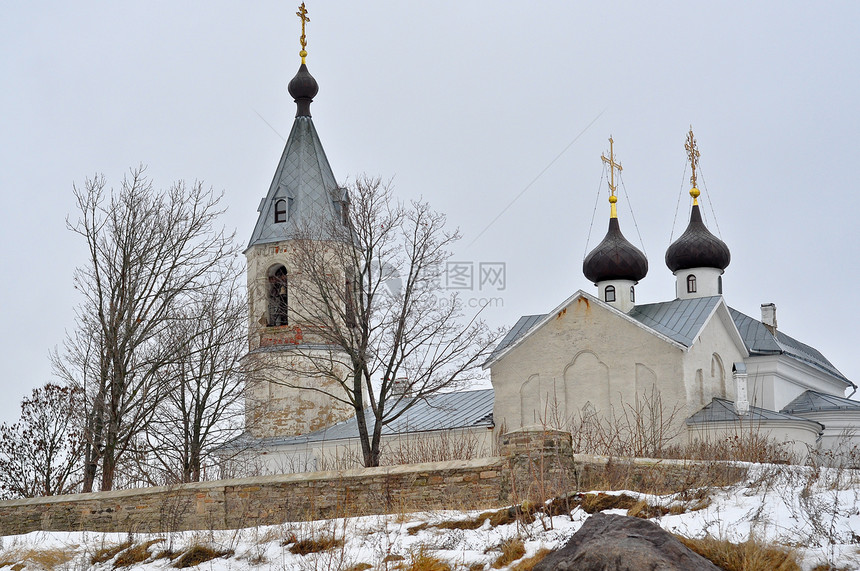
{"left": 297, "top": 2, "right": 310, "bottom": 64}
{"left": 601, "top": 136, "right": 623, "bottom": 219}
{"left": 685, "top": 127, "right": 701, "bottom": 205}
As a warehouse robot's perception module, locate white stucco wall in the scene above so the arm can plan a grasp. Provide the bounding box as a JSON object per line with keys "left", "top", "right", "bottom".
{"left": 490, "top": 294, "right": 687, "bottom": 432}
{"left": 686, "top": 419, "right": 821, "bottom": 461}
{"left": 489, "top": 293, "right": 751, "bottom": 445}
{"left": 745, "top": 355, "right": 851, "bottom": 412}
{"left": 242, "top": 426, "right": 496, "bottom": 475}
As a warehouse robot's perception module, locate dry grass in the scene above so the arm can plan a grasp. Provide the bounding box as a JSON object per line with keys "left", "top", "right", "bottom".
{"left": 172, "top": 545, "right": 234, "bottom": 568}
{"left": 344, "top": 564, "right": 373, "bottom": 571}
{"left": 577, "top": 492, "right": 638, "bottom": 514}
{"left": 91, "top": 541, "right": 133, "bottom": 565}
{"left": 677, "top": 535, "right": 801, "bottom": 571}
{"left": 408, "top": 507, "right": 523, "bottom": 536}
{"left": 490, "top": 538, "right": 526, "bottom": 569}
{"left": 626, "top": 499, "right": 669, "bottom": 519}
{"left": 509, "top": 548, "right": 552, "bottom": 571}
{"left": 288, "top": 535, "right": 345, "bottom": 555}
{"left": 113, "top": 539, "right": 164, "bottom": 568}
{"left": 395, "top": 546, "right": 451, "bottom": 571}
{"left": 0, "top": 547, "right": 77, "bottom": 569}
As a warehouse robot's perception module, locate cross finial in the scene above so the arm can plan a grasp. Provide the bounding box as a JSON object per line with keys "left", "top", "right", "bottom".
{"left": 685, "top": 126, "right": 701, "bottom": 205}
{"left": 296, "top": 3, "right": 310, "bottom": 64}
{"left": 601, "top": 136, "right": 623, "bottom": 219}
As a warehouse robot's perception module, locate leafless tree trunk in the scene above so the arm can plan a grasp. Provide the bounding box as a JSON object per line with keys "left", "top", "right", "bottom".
{"left": 256, "top": 176, "right": 502, "bottom": 467}
{"left": 146, "top": 263, "right": 247, "bottom": 483}
{"left": 53, "top": 166, "right": 239, "bottom": 491}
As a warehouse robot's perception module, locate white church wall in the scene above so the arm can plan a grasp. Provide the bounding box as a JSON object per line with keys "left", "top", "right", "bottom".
{"left": 686, "top": 419, "right": 821, "bottom": 462}
{"left": 796, "top": 411, "right": 860, "bottom": 460}
{"left": 242, "top": 426, "right": 496, "bottom": 475}
{"left": 490, "top": 295, "right": 686, "bottom": 433}
{"left": 681, "top": 305, "right": 746, "bottom": 417}
{"left": 745, "top": 355, "right": 851, "bottom": 413}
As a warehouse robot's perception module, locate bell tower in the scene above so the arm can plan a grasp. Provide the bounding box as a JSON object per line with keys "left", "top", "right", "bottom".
{"left": 244, "top": 4, "right": 354, "bottom": 439}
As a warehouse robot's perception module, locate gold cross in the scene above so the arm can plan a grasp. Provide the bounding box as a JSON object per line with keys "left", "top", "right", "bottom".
{"left": 685, "top": 127, "right": 701, "bottom": 203}
{"left": 601, "top": 136, "right": 623, "bottom": 218}
{"left": 297, "top": 3, "right": 310, "bottom": 63}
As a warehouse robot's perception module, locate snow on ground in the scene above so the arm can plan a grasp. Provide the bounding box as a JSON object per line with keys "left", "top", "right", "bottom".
{"left": 3, "top": 462, "right": 860, "bottom": 569}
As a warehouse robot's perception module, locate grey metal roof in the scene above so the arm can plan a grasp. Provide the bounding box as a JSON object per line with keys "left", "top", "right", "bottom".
{"left": 254, "top": 388, "right": 494, "bottom": 448}
{"left": 247, "top": 116, "right": 346, "bottom": 249}
{"left": 728, "top": 308, "right": 852, "bottom": 386}
{"left": 628, "top": 296, "right": 721, "bottom": 347}
{"left": 781, "top": 390, "right": 860, "bottom": 414}
{"left": 687, "top": 397, "right": 822, "bottom": 427}
{"left": 484, "top": 314, "right": 545, "bottom": 365}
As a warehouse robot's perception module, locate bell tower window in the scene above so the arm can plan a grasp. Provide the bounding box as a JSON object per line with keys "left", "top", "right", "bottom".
{"left": 687, "top": 274, "right": 697, "bottom": 293}
{"left": 268, "top": 265, "right": 289, "bottom": 326}
{"left": 630, "top": 286, "right": 635, "bottom": 303}
{"left": 605, "top": 285, "right": 616, "bottom": 303}
{"left": 274, "top": 199, "right": 287, "bottom": 223}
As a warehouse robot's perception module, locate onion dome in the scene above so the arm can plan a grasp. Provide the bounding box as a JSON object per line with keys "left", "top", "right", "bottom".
{"left": 665, "top": 202, "right": 731, "bottom": 272}
{"left": 583, "top": 216, "right": 649, "bottom": 284}
{"left": 288, "top": 64, "right": 319, "bottom": 117}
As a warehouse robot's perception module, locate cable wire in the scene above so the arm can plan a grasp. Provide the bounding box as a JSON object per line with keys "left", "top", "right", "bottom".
{"left": 618, "top": 172, "right": 648, "bottom": 257}
{"left": 583, "top": 165, "right": 607, "bottom": 260}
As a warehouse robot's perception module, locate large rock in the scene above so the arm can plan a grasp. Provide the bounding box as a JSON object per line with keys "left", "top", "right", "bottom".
{"left": 534, "top": 513, "right": 721, "bottom": 571}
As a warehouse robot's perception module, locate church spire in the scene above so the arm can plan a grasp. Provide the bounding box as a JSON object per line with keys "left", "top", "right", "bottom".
{"left": 665, "top": 128, "right": 730, "bottom": 299}
{"left": 583, "top": 137, "right": 648, "bottom": 312}
{"left": 247, "top": 3, "right": 345, "bottom": 249}
{"left": 288, "top": 3, "right": 318, "bottom": 118}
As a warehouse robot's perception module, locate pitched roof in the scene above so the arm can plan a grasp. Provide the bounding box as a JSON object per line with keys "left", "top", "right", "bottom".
{"left": 485, "top": 315, "right": 545, "bottom": 364}
{"left": 486, "top": 294, "right": 851, "bottom": 388}
{"left": 250, "top": 389, "right": 494, "bottom": 448}
{"left": 729, "top": 308, "right": 852, "bottom": 386}
{"left": 628, "top": 296, "right": 722, "bottom": 347}
{"left": 246, "top": 115, "right": 345, "bottom": 249}
{"left": 781, "top": 390, "right": 860, "bottom": 414}
{"left": 687, "top": 397, "right": 822, "bottom": 427}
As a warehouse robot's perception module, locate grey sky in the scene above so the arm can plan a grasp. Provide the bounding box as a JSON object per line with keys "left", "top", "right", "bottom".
{"left": 2, "top": 2, "right": 859, "bottom": 424}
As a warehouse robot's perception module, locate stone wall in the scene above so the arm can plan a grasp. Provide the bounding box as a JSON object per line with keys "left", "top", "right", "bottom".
{"left": 0, "top": 457, "right": 506, "bottom": 536}
{"left": 0, "top": 429, "right": 747, "bottom": 536}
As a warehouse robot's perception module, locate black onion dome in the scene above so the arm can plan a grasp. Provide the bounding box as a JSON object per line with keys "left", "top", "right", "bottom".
{"left": 583, "top": 218, "right": 649, "bottom": 284}
{"left": 665, "top": 204, "right": 731, "bottom": 272}
{"left": 288, "top": 63, "right": 319, "bottom": 117}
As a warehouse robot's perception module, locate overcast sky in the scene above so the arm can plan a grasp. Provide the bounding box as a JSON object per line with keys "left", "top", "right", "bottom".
{"left": 2, "top": 2, "right": 859, "bottom": 424}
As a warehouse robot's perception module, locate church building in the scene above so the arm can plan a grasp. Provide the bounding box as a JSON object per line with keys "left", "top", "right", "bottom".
{"left": 235, "top": 6, "right": 859, "bottom": 472}
{"left": 485, "top": 132, "right": 860, "bottom": 459}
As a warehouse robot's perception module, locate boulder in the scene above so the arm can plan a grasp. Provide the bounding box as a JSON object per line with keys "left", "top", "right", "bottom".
{"left": 534, "top": 513, "right": 720, "bottom": 571}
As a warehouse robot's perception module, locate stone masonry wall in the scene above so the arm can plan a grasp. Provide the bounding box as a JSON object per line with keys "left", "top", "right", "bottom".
{"left": 0, "top": 458, "right": 505, "bottom": 536}
{"left": 0, "top": 429, "right": 747, "bottom": 536}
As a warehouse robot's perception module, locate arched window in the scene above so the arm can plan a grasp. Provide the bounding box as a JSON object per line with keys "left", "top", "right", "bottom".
{"left": 274, "top": 199, "right": 287, "bottom": 223}
{"left": 268, "top": 265, "right": 289, "bottom": 326}
{"left": 605, "top": 285, "right": 616, "bottom": 303}
{"left": 630, "top": 286, "right": 635, "bottom": 303}
{"left": 686, "top": 274, "right": 697, "bottom": 293}
{"left": 718, "top": 275, "right": 723, "bottom": 295}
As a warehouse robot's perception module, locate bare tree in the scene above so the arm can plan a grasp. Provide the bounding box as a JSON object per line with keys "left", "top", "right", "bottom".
{"left": 145, "top": 263, "right": 247, "bottom": 483}
{"left": 53, "top": 166, "right": 239, "bottom": 491}
{"left": 254, "top": 176, "right": 502, "bottom": 467}
{"left": 0, "top": 384, "right": 84, "bottom": 499}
